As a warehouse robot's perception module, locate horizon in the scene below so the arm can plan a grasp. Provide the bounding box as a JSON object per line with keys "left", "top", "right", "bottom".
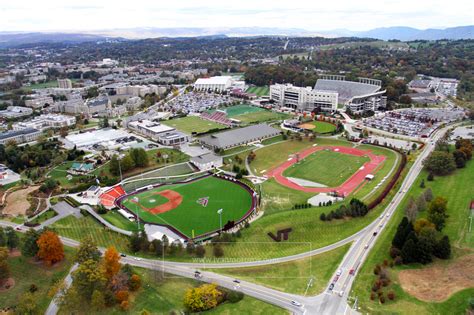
{"left": 2, "top": 0, "right": 473, "bottom": 33}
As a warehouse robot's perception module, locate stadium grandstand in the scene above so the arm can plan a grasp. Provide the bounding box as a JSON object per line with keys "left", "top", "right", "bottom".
{"left": 314, "top": 75, "right": 387, "bottom": 113}
{"left": 200, "top": 110, "right": 234, "bottom": 127}
{"left": 99, "top": 185, "right": 126, "bottom": 208}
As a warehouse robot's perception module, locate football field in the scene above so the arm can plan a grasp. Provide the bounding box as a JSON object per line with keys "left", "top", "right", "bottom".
{"left": 119, "top": 176, "right": 254, "bottom": 238}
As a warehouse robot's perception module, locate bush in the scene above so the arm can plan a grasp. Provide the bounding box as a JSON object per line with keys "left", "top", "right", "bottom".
{"left": 379, "top": 294, "right": 386, "bottom": 304}
{"left": 387, "top": 291, "right": 395, "bottom": 300}
{"left": 226, "top": 290, "right": 244, "bottom": 303}
{"left": 427, "top": 173, "right": 434, "bottom": 181}
{"left": 29, "top": 284, "right": 38, "bottom": 293}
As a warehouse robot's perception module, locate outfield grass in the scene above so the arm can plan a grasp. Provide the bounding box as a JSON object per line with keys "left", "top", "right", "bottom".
{"left": 219, "top": 104, "right": 265, "bottom": 117}
{"left": 0, "top": 246, "right": 75, "bottom": 313}
{"left": 246, "top": 86, "right": 270, "bottom": 96}
{"left": 121, "top": 176, "right": 254, "bottom": 238}
{"left": 51, "top": 215, "right": 131, "bottom": 253}
{"left": 233, "top": 110, "right": 290, "bottom": 124}
{"left": 282, "top": 149, "right": 370, "bottom": 187}
{"left": 164, "top": 116, "right": 227, "bottom": 134}
{"left": 249, "top": 138, "right": 354, "bottom": 175}
{"left": 207, "top": 243, "right": 351, "bottom": 296}
{"left": 351, "top": 158, "right": 474, "bottom": 314}
{"left": 311, "top": 121, "right": 337, "bottom": 133}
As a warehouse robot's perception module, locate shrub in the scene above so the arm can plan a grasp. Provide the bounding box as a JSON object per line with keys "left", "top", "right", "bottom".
{"left": 379, "top": 295, "right": 386, "bottom": 304}
{"left": 29, "top": 284, "right": 38, "bottom": 293}
{"left": 226, "top": 290, "right": 244, "bottom": 303}
{"left": 115, "top": 290, "right": 129, "bottom": 303}
{"left": 120, "top": 300, "right": 129, "bottom": 311}
{"left": 387, "top": 291, "right": 395, "bottom": 300}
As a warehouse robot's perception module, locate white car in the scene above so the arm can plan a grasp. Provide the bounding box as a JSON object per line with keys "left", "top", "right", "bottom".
{"left": 291, "top": 300, "right": 303, "bottom": 307}
{"left": 339, "top": 291, "right": 344, "bottom": 297}
{"left": 364, "top": 244, "right": 369, "bottom": 249}
{"left": 133, "top": 257, "right": 142, "bottom": 261}
{"left": 336, "top": 269, "right": 342, "bottom": 276}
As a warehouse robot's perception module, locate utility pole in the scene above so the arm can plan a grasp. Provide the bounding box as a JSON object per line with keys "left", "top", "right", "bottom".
{"left": 217, "top": 209, "right": 223, "bottom": 233}
{"left": 132, "top": 196, "right": 140, "bottom": 230}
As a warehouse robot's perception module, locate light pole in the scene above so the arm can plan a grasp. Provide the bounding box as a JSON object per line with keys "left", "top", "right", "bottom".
{"left": 217, "top": 209, "right": 223, "bottom": 233}
{"left": 132, "top": 196, "right": 140, "bottom": 230}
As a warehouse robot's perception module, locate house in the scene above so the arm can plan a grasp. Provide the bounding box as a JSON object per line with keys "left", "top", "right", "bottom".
{"left": 190, "top": 153, "right": 223, "bottom": 171}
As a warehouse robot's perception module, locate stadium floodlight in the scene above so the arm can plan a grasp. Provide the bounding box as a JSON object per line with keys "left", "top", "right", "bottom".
{"left": 217, "top": 209, "right": 223, "bottom": 233}
{"left": 132, "top": 196, "right": 140, "bottom": 229}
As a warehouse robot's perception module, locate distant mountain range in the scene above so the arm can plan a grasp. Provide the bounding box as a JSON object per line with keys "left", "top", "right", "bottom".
{"left": 0, "top": 25, "right": 472, "bottom": 47}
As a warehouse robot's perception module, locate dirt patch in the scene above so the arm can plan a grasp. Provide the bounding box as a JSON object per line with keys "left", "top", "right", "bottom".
{"left": 0, "top": 278, "right": 15, "bottom": 292}
{"left": 298, "top": 123, "right": 315, "bottom": 130}
{"left": 398, "top": 254, "right": 474, "bottom": 302}
{"left": 2, "top": 186, "right": 39, "bottom": 216}
{"left": 133, "top": 190, "right": 183, "bottom": 215}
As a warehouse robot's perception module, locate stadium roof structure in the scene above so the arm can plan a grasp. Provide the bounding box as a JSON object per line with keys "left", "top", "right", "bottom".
{"left": 314, "top": 78, "right": 382, "bottom": 105}
{"left": 194, "top": 76, "right": 232, "bottom": 85}
{"left": 199, "top": 124, "right": 280, "bottom": 149}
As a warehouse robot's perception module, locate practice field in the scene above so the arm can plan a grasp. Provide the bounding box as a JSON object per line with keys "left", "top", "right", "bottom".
{"left": 298, "top": 121, "right": 336, "bottom": 134}
{"left": 246, "top": 86, "right": 270, "bottom": 96}
{"left": 164, "top": 116, "right": 227, "bottom": 134}
{"left": 223, "top": 104, "right": 265, "bottom": 117}
{"left": 119, "top": 176, "right": 254, "bottom": 238}
{"left": 283, "top": 149, "right": 370, "bottom": 187}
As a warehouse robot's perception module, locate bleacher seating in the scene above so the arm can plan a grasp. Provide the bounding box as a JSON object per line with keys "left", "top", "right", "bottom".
{"left": 200, "top": 110, "right": 233, "bottom": 126}
{"left": 99, "top": 185, "right": 126, "bottom": 208}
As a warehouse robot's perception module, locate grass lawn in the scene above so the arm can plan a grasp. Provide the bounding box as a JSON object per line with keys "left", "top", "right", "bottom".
{"left": 47, "top": 161, "right": 93, "bottom": 189}
{"left": 29, "top": 208, "right": 57, "bottom": 225}
{"left": 120, "top": 176, "right": 254, "bottom": 238}
{"left": 101, "top": 210, "right": 142, "bottom": 232}
{"left": 282, "top": 149, "right": 370, "bottom": 187}
{"left": 246, "top": 86, "right": 270, "bottom": 96}
{"left": 207, "top": 243, "right": 351, "bottom": 296}
{"left": 51, "top": 215, "right": 131, "bottom": 253}
{"left": 307, "top": 121, "right": 337, "bottom": 134}
{"left": 164, "top": 116, "right": 227, "bottom": 134}
{"left": 0, "top": 246, "right": 75, "bottom": 313}
{"left": 261, "top": 178, "right": 315, "bottom": 215}
{"left": 233, "top": 110, "right": 290, "bottom": 124}
{"left": 250, "top": 138, "right": 353, "bottom": 176}
{"left": 351, "top": 158, "right": 474, "bottom": 314}
{"left": 219, "top": 104, "right": 265, "bottom": 117}
{"left": 76, "top": 267, "right": 286, "bottom": 314}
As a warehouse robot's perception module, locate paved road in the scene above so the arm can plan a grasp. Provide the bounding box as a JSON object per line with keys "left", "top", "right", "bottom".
{"left": 316, "top": 123, "right": 454, "bottom": 314}
{"left": 45, "top": 263, "right": 78, "bottom": 315}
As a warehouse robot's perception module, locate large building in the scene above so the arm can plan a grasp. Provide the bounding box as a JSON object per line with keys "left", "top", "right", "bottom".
{"left": 194, "top": 76, "right": 233, "bottom": 93}
{"left": 270, "top": 83, "right": 338, "bottom": 112}
{"left": 270, "top": 76, "right": 387, "bottom": 114}
{"left": 57, "top": 78, "right": 72, "bottom": 89}
{"left": 25, "top": 96, "right": 54, "bottom": 109}
{"left": 12, "top": 114, "right": 76, "bottom": 131}
{"left": 190, "top": 153, "right": 223, "bottom": 171}
{"left": 0, "top": 106, "right": 33, "bottom": 119}
{"left": 199, "top": 124, "right": 281, "bottom": 150}
{"left": 128, "top": 119, "right": 189, "bottom": 145}
{"left": 0, "top": 128, "right": 41, "bottom": 145}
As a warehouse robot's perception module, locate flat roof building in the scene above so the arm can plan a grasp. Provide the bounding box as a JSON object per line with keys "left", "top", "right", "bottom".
{"left": 199, "top": 124, "right": 281, "bottom": 150}
{"left": 270, "top": 83, "right": 338, "bottom": 112}
{"left": 194, "top": 76, "right": 233, "bottom": 93}
{"left": 128, "top": 119, "right": 176, "bottom": 141}
{"left": 190, "top": 153, "right": 223, "bottom": 171}
{"left": 0, "top": 128, "right": 41, "bottom": 145}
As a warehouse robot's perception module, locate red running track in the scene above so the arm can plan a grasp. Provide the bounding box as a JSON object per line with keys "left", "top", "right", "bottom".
{"left": 266, "top": 146, "right": 386, "bottom": 196}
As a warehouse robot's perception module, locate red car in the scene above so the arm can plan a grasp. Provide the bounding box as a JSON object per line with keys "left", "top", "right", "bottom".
{"left": 349, "top": 269, "right": 355, "bottom": 275}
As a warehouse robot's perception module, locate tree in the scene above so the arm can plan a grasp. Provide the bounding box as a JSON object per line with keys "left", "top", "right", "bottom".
{"left": 0, "top": 247, "right": 10, "bottom": 282}
{"left": 423, "top": 188, "right": 434, "bottom": 202}
{"left": 75, "top": 236, "right": 101, "bottom": 263}
{"left": 416, "top": 194, "right": 427, "bottom": 212}
{"left": 103, "top": 246, "right": 121, "bottom": 280}
{"left": 0, "top": 227, "right": 5, "bottom": 247}
{"left": 129, "top": 148, "right": 149, "bottom": 167}
{"left": 36, "top": 230, "right": 65, "bottom": 266}
{"left": 129, "top": 274, "right": 141, "bottom": 291}
{"left": 433, "top": 235, "right": 451, "bottom": 259}
{"left": 195, "top": 245, "right": 205, "bottom": 258}
{"left": 427, "top": 172, "right": 434, "bottom": 181}
{"left": 419, "top": 179, "right": 425, "bottom": 188}
{"left": 404, "top": 197, "right": 418, "bottom": 222}
{"left": 129, "top": 231, "right": 141, "bottom": 252}
{"left": 109, "top": 154, "right": 121, "bottom": 176}
{"left": 73, "top": 259, "right": 107, "bottom": 300}
{"left": 184, "top": 283, "right": 223, "bottom": 312}
{"left": 392, "top": 217, "right": 413, "bottom": 249}
{"left": 213, "top": 244, "right": 224, "bottom": 257}
{"left": 40, "top": 178, "right": 59, "bottom": 193}
{"left": 453, "top": 150, "right": 467, "bottom": 168}
{"left": 428, "top": 197, "right": 449, "bottom": 231}
{"left": 59, "top": 126, "right": 69, "bottom": 138}
{"left": 99, "top": 117, "right": 110, "bottom": 128}
{"left": 423, "top": 151, "right": 456, "bottom": 176}
{"left": 121, "top": 154, "right": 135, "bottom": 172}
{"left": 91, "top": 289, "right": 106, "bottom": 311}
{"left": 5, "top": 226, "right": 19, "bottom": 250}
{"left": 414, "top": 218, "right": 435, "bottom": 234}
{"left": 401, "top": 239, "right": 418, "bottom": 264}
{"left": 16, "top": 292, "right": 39, "bottom": 315}
{"left": 21, "top": 229, "right": 40, "bottom": 257}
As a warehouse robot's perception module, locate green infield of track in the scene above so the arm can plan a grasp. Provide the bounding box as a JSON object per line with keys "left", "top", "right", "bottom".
{"left": 120, "top": 176, "right": 253, "bottom": 238}
{"left": 282, "top": 149, "right": 370, "bottom": 187}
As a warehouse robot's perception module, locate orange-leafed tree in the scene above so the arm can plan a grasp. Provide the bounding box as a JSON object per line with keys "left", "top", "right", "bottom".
{"left": 103, "top": 246, "right": 121, "bottom": 280}
{"left": 36, "top": 231, "right": 64, "bottom": 266}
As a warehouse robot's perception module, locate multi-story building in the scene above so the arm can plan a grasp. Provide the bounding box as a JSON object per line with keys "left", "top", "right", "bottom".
{"left": 0, "top": 128, "right": 42, "bottom": 145}
{"left": 270, "top": 83, "right": 338, "bottom": 112}
{"left": 12, "top": 114, "right": 76, "bottom": 131}
{"left": 57, "top": 78, "right": 72, "bottom": 89}
{"left": 25, "top": 96, "right": 54, "bottom": 109}
{"left": 0, "top": 106, "right": 33, "bottom": 119}
{"left": 194, "top": 76, "right": 233, "bottom": 93}
{"left": 128, "top": 119, "right": 177, "bottom": 141}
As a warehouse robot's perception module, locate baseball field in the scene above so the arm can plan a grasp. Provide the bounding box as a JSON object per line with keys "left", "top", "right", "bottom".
{"left": 118, "top": 175, "right": 255, "bottom": 238}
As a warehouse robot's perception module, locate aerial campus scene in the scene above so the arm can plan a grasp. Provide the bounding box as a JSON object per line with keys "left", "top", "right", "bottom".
{"left": 0, "top": 1, "right": 473, "bottom": 315}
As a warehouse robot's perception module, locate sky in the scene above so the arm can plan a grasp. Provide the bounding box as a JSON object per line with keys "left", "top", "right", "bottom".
{"left": 1, "top": 0, "right": 473, "bottom": 33}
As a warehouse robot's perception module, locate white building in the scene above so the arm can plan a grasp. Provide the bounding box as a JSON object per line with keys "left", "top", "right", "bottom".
{"left": 157, "top": 131, "right": 190, "bottom": 146}
{"left": 270, "top": 83, "right": 338, "bottom": 112}
{"left": 0, "top": 128, "right": 42, "bottom": 145}
{"left": 65, "top": 128, "right": 130, "bottom": 148}
{"left": 194, "top": 76, "right": 233, "bottom": 93}
{"left": 128, "top": 119, "right": 176, "bottom": 141}
{"left": 12, "top": 114, "right": 76, "bottom": 131}
{"left": 190, "top": 153, "right": 223, "bottom": 171}
{"left": 57, "top": 78, "right": 72, "bottom": 89}
{"left": 0, "top": 106, "right": 33, "bottom": 119}
{"left": 25, "top": 96, "right": 54, "bottom": 109}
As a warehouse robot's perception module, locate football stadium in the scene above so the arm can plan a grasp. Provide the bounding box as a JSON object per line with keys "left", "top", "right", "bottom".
{"left": 113, "top": 174, "right": 257, "bottom": 240}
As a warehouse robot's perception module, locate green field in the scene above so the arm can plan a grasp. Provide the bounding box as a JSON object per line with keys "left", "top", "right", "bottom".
{"left": 234, "top": 110, "right": 290, "bottom": 124}
{"left": 220, "top": 104, "right": 265, "bottom": 117}
{"left": 351, "top": 157, "right": 474, "bottom": 314}
{"left": 305, "top": 121, "right": 337, "bottom": 134}
{"left": 207, "top": 243, "right": 351, "bottom": 296}
{"left": 246, "top": 86, "right": 270, "bottom": 96}
{"left": 282, "top": 149, "right": 370, "bottom": 187}
{"left": 164, "top": 116, "right": 227, "bottom": 134}
{"left": 1, "top": 246, "right": 75, "bottom": 312}
{"left": 120, "top": 176, "right": 254, "bottom": 238}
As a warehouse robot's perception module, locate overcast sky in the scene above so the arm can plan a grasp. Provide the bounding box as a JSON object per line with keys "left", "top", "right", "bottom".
{"left": 1, "top": 0, "right": 473, "bottom": 33}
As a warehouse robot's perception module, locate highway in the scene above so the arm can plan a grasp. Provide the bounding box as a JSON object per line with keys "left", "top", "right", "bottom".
{"left": 0, "top": 123, "right": 456, "bottom": 314}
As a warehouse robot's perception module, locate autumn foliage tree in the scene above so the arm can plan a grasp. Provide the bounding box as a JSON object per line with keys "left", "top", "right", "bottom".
{"left": 184, "top": 283, "right": 223, "bottom": 312}
{"left": 36, "top": 231, "right": 64, "bottom": 266}
{"left": 103, "top": 246, "right": 121, "bottom": 280}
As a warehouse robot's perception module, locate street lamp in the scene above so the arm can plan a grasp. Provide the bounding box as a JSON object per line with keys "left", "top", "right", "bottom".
{"left": 217, "top": 209, "right": 223, "bottom": 233}
{"left": 132, "top": 196, "right": 141, "bottom": 230}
